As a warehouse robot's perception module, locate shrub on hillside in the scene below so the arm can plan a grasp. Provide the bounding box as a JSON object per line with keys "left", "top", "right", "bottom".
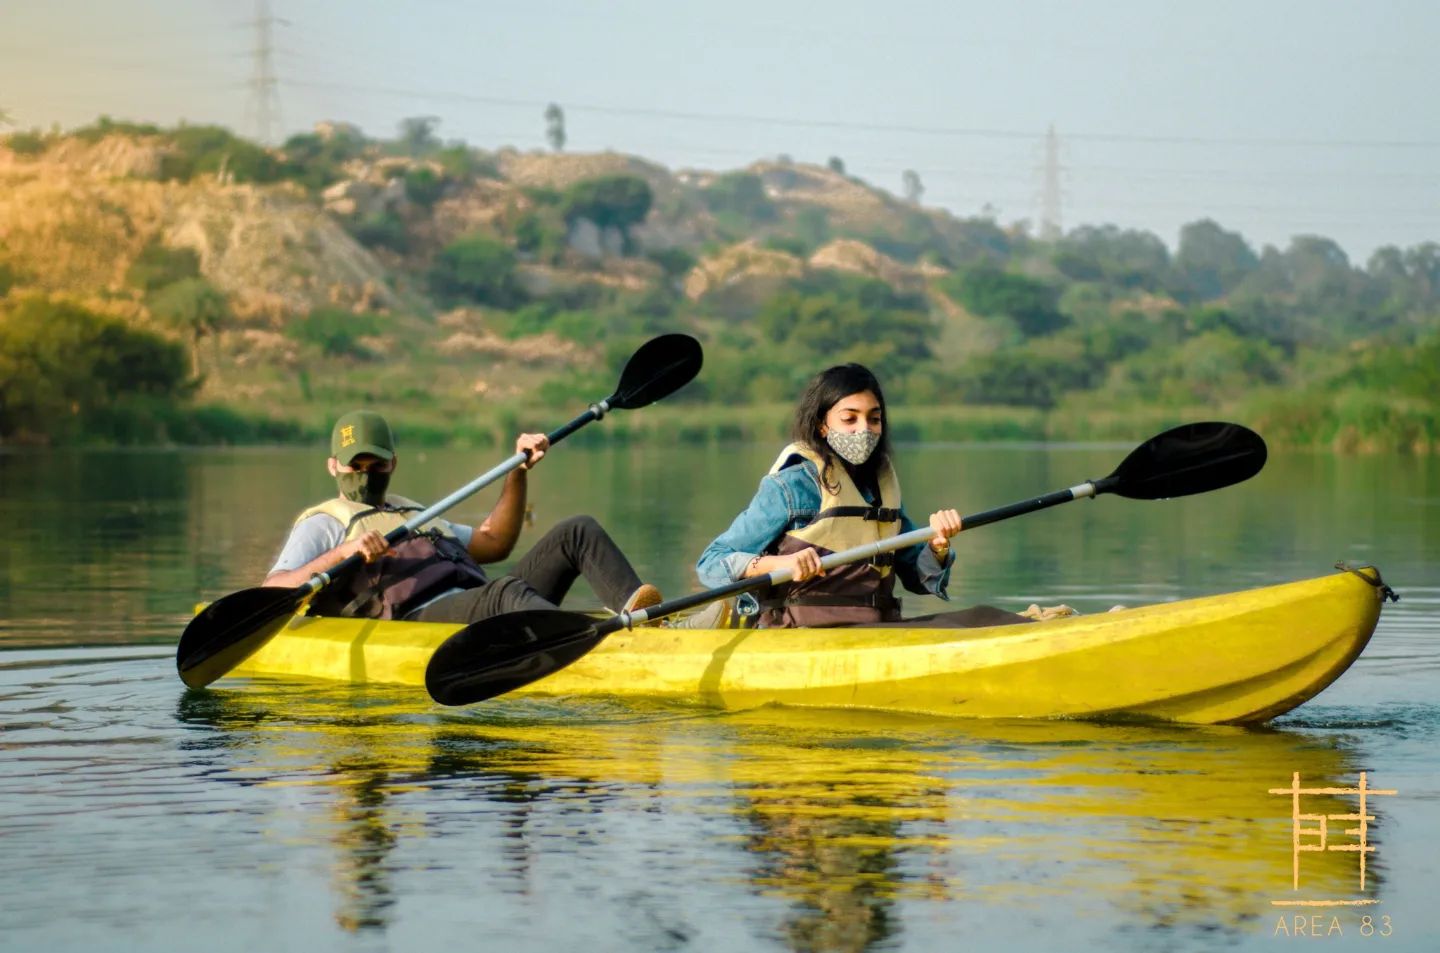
{"left": 281, "top": 129, "right": 367, "bottom": 192}
{"left": 160, "top": 125, "right": 283, "bottom": 184}
{"left": 429, "top": 236, "right": 525, "bottom": 308}
{"left": 4, "top": 129, "right": 49, "bottom": 155}
{"left": 560, "top": 175, "right": 653, "bottom": 245}
{"left": 702, "top": 173, "right": 776, "bottom": 223}
{"left": 351, "top": 211, "right": 410, "bottom": 252}
{"left": 0, "top": 262, "right": 25, "bottom": 296}
{"left": 938, "top": 266, "right": 1068, "bottom": 337}
{"left": 286, "top": 307, "right": 384, "bottom": 359}
{"left": 126, "top": 242, "right": 201, "bottom": 292}
{"left": 403, "top": 167, "right": 445, "bottom": 209}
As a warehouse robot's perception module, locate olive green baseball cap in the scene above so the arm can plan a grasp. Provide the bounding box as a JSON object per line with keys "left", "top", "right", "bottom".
{"left": 330, "top": 410, "right": 395, "bottom": 464}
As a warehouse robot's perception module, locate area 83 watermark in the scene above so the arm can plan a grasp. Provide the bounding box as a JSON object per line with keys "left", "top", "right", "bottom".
{"left": 1268, "top": 771, "right": 1396, "bottom": 938}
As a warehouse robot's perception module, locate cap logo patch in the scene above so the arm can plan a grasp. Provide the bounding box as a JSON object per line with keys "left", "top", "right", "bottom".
{"left": 340, "top": 425, "right": 356, "bottom": 448}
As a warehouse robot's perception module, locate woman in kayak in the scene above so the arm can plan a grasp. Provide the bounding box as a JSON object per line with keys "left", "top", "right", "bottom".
{"left": 696, "top": 363, "right": 974, "bottom": 628}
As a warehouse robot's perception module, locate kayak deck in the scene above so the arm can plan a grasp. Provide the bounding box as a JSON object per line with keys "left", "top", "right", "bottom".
{"left": 229, "top": 568, "right": 1386, "bottom": 725}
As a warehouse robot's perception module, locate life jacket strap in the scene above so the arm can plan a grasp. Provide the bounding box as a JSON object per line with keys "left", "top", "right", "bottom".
{"left": 812, "top": 505, "right": 901, "bottom": 522}
{"left": 341, "top": 503, "right": 424, "bottom": 534}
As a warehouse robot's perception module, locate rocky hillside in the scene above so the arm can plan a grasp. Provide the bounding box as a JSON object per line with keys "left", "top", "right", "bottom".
{"left": 0, "top": 137, "right": 396, "bottom": 321}
{"left": 0, "top": 125, "right": 1015, "bottom": 322}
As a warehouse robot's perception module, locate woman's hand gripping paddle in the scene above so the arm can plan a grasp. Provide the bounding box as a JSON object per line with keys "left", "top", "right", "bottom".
{"left": 424, "top": 421, "right": 1267, "bottom": 706}
{"left": 176, "top": 333, "right": 703, "bottom": 689}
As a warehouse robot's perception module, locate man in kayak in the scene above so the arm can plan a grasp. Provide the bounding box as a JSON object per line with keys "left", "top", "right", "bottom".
{"left": 263, "top": 409, "right": 662, "bottom": 624}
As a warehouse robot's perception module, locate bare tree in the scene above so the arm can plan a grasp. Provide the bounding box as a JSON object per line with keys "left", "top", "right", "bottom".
{"left": 544, "top": 103, "right": 566, "bottom": 152}
{"left": 902, "top": 169, "right": 924, "bottom": 204}
{"left": 397, "top": 116, "right": 441, "bottom": 156}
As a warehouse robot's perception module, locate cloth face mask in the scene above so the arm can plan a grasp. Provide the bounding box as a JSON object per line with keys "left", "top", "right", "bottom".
{"left": 337, "top": 469, "right": 391, "bottom": 507}
{"left": 826, "top": 430, "right": 881, "bottom": 466}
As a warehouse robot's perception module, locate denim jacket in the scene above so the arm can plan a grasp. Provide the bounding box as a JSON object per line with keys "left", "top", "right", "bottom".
{"left": 696, "top": 459, "right": 954, "bottom": 599}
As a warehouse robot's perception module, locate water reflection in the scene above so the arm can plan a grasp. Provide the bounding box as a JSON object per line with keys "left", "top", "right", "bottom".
{"left": 174, "top": 682, "right": 1382, "bottom": 950}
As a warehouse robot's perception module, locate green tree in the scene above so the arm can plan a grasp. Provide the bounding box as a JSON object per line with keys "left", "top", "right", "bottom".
{"left": 429, "top": 235, "right": 525, "bottom": 307}
{"left": 513, "top": 208, "right": 567, "bottom": 263}
{"left": 756, "top": 274, "right": 934, "bottom": 380}
{"left": 1052, "top": 225, "right": 1170, "bottom": 290}
{"left": 435, "top": 144, "right": 499, "bottom": 182}
{"left": 1109, "top": 329, "right": 1283, "bottom": 404}
{"left": 403, "top": 166, "right": 445, "bottom": 209}
{"left": 702, "top": 173, "right": 776, "bottom": 222}
{"left": 939, "top": 266, "right": 1067, "bottom": 337}
{"left": 1175, "top": 219, "right": 1258, "bottom": 301}
{"left": 1233, "top": 236, "right": 1373, "bottom": 341}
{"left": 0, "top": 296, "right": 188, "bottom": 438}
{"left": 954, "top": 345, "right": 1097, "bottom": 409}
{"left": 148, "top": 278, "right": 230, "bottom": 376}
{"left": 286, "top": 307, "right": 383, "bottom": 358}
{"left": 560, "top": 175, "right": 654, "bottom": 246}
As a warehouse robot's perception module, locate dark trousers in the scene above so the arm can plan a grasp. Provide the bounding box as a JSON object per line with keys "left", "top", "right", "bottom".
{"left": 411, "top": 515, "right": 644, "bottom": 624}
{"left": 870, "top": 605, "right": 1034, "bottom": 628}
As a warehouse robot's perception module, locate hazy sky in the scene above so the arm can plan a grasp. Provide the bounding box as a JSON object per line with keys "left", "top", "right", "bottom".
{"left": 2, "top": 0, "right": 1436, "bottom": 261}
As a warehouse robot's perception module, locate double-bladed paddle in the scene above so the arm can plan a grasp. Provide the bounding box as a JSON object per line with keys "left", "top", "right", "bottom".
{"left": 424, "top": 420, "right": 1267, "bottom": 706}
{"left": 176, "top": 333, "right": 703, "bottom": 689}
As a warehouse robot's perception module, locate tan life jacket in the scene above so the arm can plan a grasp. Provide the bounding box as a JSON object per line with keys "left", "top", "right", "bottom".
{"left": 758, "top": 443, "right": 903, "bottom": 628}
{"left": 297, "top": 495, "right": 488, "bottom": 619}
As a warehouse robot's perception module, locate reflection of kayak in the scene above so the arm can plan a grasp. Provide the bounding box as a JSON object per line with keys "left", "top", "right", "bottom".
{"left": 231, "top": 568, "right": 1387, "bottom": 725}
{"left": 182, "top": 684, "right": 1374, "bottom": 934}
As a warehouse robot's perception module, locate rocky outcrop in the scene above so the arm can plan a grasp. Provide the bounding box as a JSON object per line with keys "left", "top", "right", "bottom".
{"left": 684, "top": 241, "right": 804, "bottom": 299}
{"left": 807, "top": 238, "right": 935, "bottom": 290}
{"left": 682, "top": 240, "right": 805, "bottom": 315}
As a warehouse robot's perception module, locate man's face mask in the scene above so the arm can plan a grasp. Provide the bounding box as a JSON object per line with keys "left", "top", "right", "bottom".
{"left": 336, "top": 465, "right": 391, "bottom": 506}
{"left": 826, "top": 430, "right": 881, "bottom": 466}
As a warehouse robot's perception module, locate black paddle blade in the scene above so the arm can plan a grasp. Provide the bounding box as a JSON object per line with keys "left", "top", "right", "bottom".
{"left": 1108, "top": 421, "right": 1267, "bottom": 500}
{"left": 175, "top": 586, "right": 308, "bottom": 689}
{"left": 425, "top": 609, "right": 605, "bottom": 706}
{"left": 608, "top": 333, "right": 703, "bottom": 410}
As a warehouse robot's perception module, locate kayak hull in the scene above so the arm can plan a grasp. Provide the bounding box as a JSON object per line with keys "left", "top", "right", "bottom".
{"left": 229, "top": 569, "right": 1385, "bottom": 725}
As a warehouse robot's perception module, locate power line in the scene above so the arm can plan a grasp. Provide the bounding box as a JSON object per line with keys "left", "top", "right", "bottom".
{"left": 282, "top": 78, "right": 1440, "bottom": 151}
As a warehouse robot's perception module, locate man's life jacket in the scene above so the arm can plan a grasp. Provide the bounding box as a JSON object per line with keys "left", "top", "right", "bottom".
{"left": 757, "top": 443, "right": 903, "bottom": 628}
{"left": 297, "top": 495, "right": 488, "bottom": 620}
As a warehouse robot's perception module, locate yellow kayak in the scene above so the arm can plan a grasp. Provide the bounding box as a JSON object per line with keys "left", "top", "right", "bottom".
{"left": 229, "top": 567, "right": 1387, "bottom": 725}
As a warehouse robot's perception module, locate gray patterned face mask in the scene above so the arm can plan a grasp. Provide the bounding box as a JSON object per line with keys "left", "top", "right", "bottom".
{"left": 825, "top": 430, "right": 881, "bottom": 466}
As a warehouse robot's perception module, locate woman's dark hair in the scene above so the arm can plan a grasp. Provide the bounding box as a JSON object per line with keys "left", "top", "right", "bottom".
{"left": 790, "top": 363, "right": 892, "bottom": 491}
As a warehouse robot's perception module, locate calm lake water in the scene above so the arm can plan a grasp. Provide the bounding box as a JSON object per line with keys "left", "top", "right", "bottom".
{"left": 1, "top": 443, "right": 1437, "bottom": 952}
